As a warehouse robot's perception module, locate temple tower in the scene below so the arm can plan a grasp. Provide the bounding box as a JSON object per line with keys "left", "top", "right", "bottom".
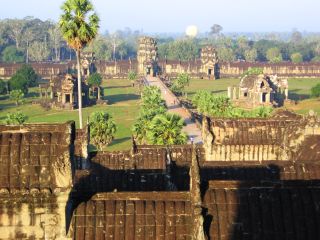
{"left": 137, "top": 37, "right": 158, "bottom": 76}
{"left": 200, "top": 46, "right": 219, "bottom": 79}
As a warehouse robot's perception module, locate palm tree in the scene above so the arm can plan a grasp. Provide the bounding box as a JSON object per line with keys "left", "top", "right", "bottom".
{"left": 59, "top": 0, "right": 99, "bottom": 129}
{"left": 147, "top": 113, "right": 187, "bottom": 145}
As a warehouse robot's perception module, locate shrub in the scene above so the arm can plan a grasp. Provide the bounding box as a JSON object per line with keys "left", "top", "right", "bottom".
{"left": 146, "top": 113, "right": 187, "bottom": 145}
{"left": 311, "top": 83, "right": 320, "bottom": 98}
{"left": 10, "top": 64, "right": 38, "bottom": 94}
{"left": 89, "top": 111, "right": 117, "bottom": 150}
{"left": 0, "top": 79, "right": 7, "bottom": 95}
{"left": 290, "top": 52, "right": 303, "bottom": 63}
{"left": 4, "top": 112, "right": 28, "bottom": 125}
{"left": 10, "top": 89, "right": 25, "bottom": 105}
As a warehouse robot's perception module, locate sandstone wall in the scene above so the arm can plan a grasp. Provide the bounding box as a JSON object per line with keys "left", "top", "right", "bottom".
{"left": 0, "top": 122, "right": 75, "bottom": 239}
{"left": 202, "top": 113, "right": 320, "bottom": 162}
{"left": 220, "top": 62, "right": 320, "bottom": 78}
{"left": 2, "top": 61, "right": 320, "bottom": 80}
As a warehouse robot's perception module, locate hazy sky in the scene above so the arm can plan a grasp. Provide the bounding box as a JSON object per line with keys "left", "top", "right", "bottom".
{"left": 0, "top": 0, "right": 318, "bottom": 33}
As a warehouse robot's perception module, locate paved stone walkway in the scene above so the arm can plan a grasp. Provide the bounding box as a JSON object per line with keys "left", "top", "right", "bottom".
{"left": 145, "top": 76, "right": 203, "bottom": 144}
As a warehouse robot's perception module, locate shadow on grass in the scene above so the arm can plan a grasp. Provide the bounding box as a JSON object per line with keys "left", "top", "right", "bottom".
{"left": 106, "top": 85, "right": 132, "bottom": 89}
{"left": 0, "top": 95, "right": 9, "bottom": 101}
{"left": 289, "top": 89, "right": 310, "bottom": 101}
{"left": 0, "top": 102, "right": 16, "bottom": 110}
{"left": 107, "top": 137, "right": 131, "bottom": 147}
{"left": 26, "top": 92, "right": 39, "bottom": 98}
{"left": 187, "top": 90, "right": 226, "bottom": 96}
{"left": 103, "top": 93, "right": 140, "bottom": 104}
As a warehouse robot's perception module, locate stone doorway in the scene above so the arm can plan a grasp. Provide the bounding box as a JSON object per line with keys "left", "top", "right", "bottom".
{"left": 65, "top": 94, "right": 71, "bottom": 103}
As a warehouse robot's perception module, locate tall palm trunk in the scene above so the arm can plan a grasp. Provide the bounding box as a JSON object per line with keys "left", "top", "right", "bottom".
{"left": 76, "top": 50, "right": 83, "bottom": 129}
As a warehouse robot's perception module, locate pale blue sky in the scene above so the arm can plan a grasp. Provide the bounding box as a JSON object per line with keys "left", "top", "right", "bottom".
{"left": 0, "top": 0, "right": 318, "bottom": 33}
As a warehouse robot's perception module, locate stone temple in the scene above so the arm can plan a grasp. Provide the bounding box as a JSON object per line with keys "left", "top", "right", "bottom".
{"left": 228, "top": 74, "right": 289, "bottom": 108}
{"left": 0, "top": 110, "right": 320, "bottom": 239}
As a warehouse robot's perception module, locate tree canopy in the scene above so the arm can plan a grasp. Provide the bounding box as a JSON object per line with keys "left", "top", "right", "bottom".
{"left": 4, "top": 112, "right": 28, "bottom": 125}
{"left": 311, "top": 83, "right": 320, "bottom": 98}
{"left": 1, "top": 46, "right": 24, "bottom": 63}
{"left": 146, "top": 113, "right": 187, "bottom": 145}
{"left": 192, "top": 90, "right": 273, "bottom": 118}
{"left": 87, "top": 72, "right": 102, "bottom": 87}
{"left": 59, "top": 0, "right": 100, "bottom": 51}
{"left": 132, "top": 85, "right": 186, "bottom": 145}
{"left": 9, "top": 64, "right": 38, "bottom": 93}
{"left": 89, "top": 111, "right": 117, "bottom": 150}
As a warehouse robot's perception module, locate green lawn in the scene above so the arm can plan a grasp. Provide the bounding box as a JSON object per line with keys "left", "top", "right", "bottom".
{"left": 185, "top": 78, "right": 239, "bottom": 99}
{"left": 0, "top": 79, "right": 141, "bottom": 151}
{"left": 186, "top": 77, "right": 320, "bottom": 114}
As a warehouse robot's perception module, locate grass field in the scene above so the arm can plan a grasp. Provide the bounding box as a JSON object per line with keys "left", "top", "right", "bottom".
{"left": 186, "top": 77, "right": 320, "bottom": 114}
{"left": 0, "top": 79, "right": 141, "bottom": 151}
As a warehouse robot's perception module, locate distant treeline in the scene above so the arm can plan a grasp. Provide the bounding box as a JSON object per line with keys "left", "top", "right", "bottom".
{"left": 1, "top": 17, "right": 320, "bottom": 64}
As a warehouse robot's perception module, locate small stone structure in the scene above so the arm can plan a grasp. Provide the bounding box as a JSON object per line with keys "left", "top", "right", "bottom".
{"left": 200, "top": 46, "right": 219, "bottom": 79}
{"left": 39, "top": 74, "right": 89, "bottom": 110}
{"left": 228, "top": 74, "right": 289, "bottom": 107}
{"left": 81, "top": 52, "right": 95, "bottom": 79}
{"left": 137, "top": 36, "right": 158, "bottom": 76}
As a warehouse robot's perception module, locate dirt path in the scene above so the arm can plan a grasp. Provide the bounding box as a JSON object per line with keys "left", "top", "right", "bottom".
{"left": 145, "top": 76, "right": 203, "bottom": 144}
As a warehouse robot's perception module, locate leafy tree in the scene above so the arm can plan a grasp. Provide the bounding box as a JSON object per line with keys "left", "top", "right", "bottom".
{"left": 210, "top": 24, "right": 223, "bottom": 37}
{"left": 146, "top": 113, "right": 187, "bottom": 145}
{"left": 60, "top": 0, "right": 100, "bottom": 129}
{"left": 244, "top": 48, "right": 258, "bottom": 62}
{"left": 87, "top": 72, "right": 102, "bottom": 99}
{"left": 171, "top": 73, "right": 190, "bottom": 95}
{"left": 311, "top": 83, "right": 320, "bottom": 98}
{"left": 266, "top": 47, "right": 283, "bottom": 63}
{"left": 85, "top": 35, "right": 112, "bottom": 60}
{"left": 141, "top": 86, "right": 166, "bottom": 109}
{"left": 6, "top": 19, "right": 25, "bottom": 49}
{"left": 0, "top": 79, "right": 7, "bottom": 95}
{"left": 1, "top": 45, "right": 24, "bottom": 63}
{"left": 9, "top": 64, "right": 38, "bottom": 93}
{"left": 132, "top": 85, "right": 166, "bottom": 144}
{"left": 89, "top": 111, "right": 117, "bottom": 150}
{"left": 28, "top": 41, "right": 50, "bottom": 62}
{"left": 291, "top": 30, "right": 303, "bottom": 44}
{"left": 10, "top": 90, "right": 25, "bottom": 105}
{"left": 290, "top": 52, "right": 303, "bottom": 63}
{"left": 253, "top": 39, "right": 280, "bottom": 61}
{"left": 163, "top": 39, "right": 200, "bottom": 61}
{"left": 88, "top": 72, "right": 102, "bottom": 86}
{"left": 218, "top": 47, "right": 236, "bottom": 62}
{"left": 128, "top": 71, "right": 137, "bottom": 86}
{"left": 311, "top": 56, "right": 320, "bottom": 62}
{"left": 4, "top": 112, "right": 28, "bottom": 125}
{"left": 48, "top": 23, "right": 62, "bottom": 61}
{"left": 192, "top": 91, "right": 273, "bottom": 118}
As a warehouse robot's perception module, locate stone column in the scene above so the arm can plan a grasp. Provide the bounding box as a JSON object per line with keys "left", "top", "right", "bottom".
{"left": 285, "top": 89, "right": 289, "bottom": 100}
{"left": 227, "top": 86, "right": 233, "bottom": 99}
{"left": 233, "top": 87, "right": 237, "bottom": 99}
{"left": 190, "top": 145, "right": 206, "bottom": 240}
{"left": 266, "top": 93, "right": 270, "bottom": 103}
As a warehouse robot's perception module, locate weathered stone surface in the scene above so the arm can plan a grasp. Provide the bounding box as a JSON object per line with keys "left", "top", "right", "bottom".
{"left": 202, "top": 111, "right": 320, "bottom": 162}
